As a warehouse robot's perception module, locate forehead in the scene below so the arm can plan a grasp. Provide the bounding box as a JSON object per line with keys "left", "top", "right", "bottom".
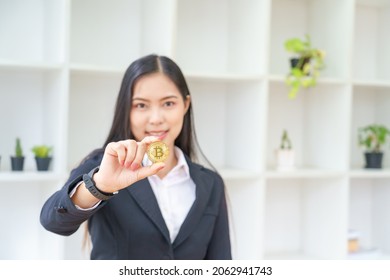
{"left": 133, "top": 73, "right": 181, "bottom": 99}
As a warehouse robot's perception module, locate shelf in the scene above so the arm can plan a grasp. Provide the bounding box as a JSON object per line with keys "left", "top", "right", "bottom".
{"left": 70, "top": 63, "right": 125, "bottom": 76}
{"left": 175, "top": 0, "right": 268, "bottom": 76}
{"left": 269, "top": 0, "right": 352, "bottom": 78}
{"left": 268, "top": 75, "right": 347, "bottom": 86}
{"left": 264, "top": 177, "right": 347, "bottom": 259}
{"left": 217, "top": 167, "right": 260, "bottom": 181}
{"left": 67, "top": 74, "right": 120, "bottom": 169}
{"left": 264, "top": 252, "right": 320, "bottom": 260}
{"left": 185, "top": 72, "right": 263, "bottom": 83}
{"left": 189, "top": 80, "right": 266, "bottom": 173}
{"left": 266, "top": 168, "right": 345, "bottom": 179}
{"left": 347, "top": 248, "right": 384, "bottom": 260}
{"left": 349, "top": 178, "right": 390, "bottom": 258}
{"left": 0, "top": 171, "right": 64, "bottom": 183}
{"left": 2, "top": 0, "right": 390, "bottom": 261}
{"left": 350, "top": 87, "right": 390, "bottom": 169}
{"left": 0, "top": 60, "right": 63, "bottom": 72}
{"left": 349, "top": 169, "right": 390, "bottom": 178}
{"left": 0, "top": 0, "right": 66, "bottom": 64}
{"left": 353, "top": 1, "right": 390, "bottom": 80}
{"left": 267, "top": 82, "right": 350, "bottom": 170}
{"left": 353, "top": 80, "right": 390, "bottom": 88}
{"left": 70, "top": 0, "right": 175, "bottom": 68}
{"left": 357, "top": 0, "right": 390, "bottom": 7}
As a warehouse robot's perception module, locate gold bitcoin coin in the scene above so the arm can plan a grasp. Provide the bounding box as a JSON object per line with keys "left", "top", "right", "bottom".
{"left": 147, "top": 141, "right": 169, "bottom": 163}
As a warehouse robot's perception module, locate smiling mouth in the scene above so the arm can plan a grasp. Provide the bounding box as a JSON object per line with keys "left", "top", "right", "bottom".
{"left": 146, "top": 130, "right": 168, "bottom": 139}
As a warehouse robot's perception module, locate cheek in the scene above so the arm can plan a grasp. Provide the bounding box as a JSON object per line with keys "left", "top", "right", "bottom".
{"left": 130, "top": 112, "right": 145, "bottom": 138}
{"left": 169, "top": 109, "right": 186, "bottom": 130}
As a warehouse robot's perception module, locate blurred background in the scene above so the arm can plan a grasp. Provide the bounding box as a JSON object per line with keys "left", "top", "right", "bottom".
{"left": 1, "top": 0, "right": 390, "bottom": 260}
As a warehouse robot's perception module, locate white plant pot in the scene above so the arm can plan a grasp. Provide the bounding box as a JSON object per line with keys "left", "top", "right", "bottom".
{"left": 275, "top": 149, "right": 295, "bottom": 171}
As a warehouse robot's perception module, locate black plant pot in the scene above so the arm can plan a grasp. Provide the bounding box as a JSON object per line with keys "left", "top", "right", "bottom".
{"left": 35, "top": 157, "right": 52, "bottom": 171}
{"left": 364, "top": 152, "right": 383, "bottom": 169}
{"left": 290, "top": 57, "right": 311, "bottom": 70}
{"left": 11, "top": 156, "right": 25, "bottom": 171}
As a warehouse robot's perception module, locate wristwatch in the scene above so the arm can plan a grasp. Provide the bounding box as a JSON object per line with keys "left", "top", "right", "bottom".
{"left": 83, "top": 166, "right": 117, "bottom": 201}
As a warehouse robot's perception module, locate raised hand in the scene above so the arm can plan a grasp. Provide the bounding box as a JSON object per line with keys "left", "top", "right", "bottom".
{"left": 93, "top": 136, "right": 165, "bottom": 193}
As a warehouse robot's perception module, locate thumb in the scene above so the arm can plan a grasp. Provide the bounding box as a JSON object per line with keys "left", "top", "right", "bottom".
{"left": 137, "top": 162, "right": 165, "bottom": 180}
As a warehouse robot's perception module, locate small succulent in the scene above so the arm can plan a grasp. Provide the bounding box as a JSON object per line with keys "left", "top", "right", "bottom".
{"left": 15, "top": 138, "right": 23, "bottom": 158}
{"left": 280, "top": 130, "right": 292, "bottom": 150}
{"left": 32, "top": 145, "right": 53, "bottom": 158}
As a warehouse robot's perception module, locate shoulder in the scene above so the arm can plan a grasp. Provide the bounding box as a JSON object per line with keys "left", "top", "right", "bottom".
{"left": 194, "top": 162, "right": 223, "bottom": 180}
{"left": 187, "top": 160, "right": 225, "bottom": 189}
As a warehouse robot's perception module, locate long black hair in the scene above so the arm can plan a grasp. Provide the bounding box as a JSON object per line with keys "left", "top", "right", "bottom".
{"left": 103, "top": 54, "right": 196, "bottom": 160}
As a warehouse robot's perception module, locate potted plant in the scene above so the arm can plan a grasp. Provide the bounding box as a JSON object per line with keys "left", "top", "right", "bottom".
{"left": 275, "top": 129, "right": 295, "bottom": 171}
{"left": 10, "top": 138, "right": 25, "bottom": 171}
{"left": 358, "top": 124, "right": 390, "bottom": 169}
{"left": 32, "top": 145, "right": 53, "bottom": 171}
{"left": 284, "top": 34, "right": 326, "bottom": 99}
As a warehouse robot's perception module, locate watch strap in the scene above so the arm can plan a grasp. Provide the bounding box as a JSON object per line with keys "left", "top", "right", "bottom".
{"left": 83, "top": 166, "right": 116, "bottom": 201}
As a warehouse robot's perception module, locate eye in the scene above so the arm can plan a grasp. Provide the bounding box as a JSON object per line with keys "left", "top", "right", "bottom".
{"left": 133, "top": 103, "right": 147, "bottom": 109}
{"left": 164, "top": 101, "right": 175, "bottom": 107}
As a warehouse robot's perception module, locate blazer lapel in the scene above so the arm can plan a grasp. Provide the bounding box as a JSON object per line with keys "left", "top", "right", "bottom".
{"left": 126, "top": 179, "right": 171, "bottom": 243}
{"left": 172, "top": 160, "right": 214, "bottom": 249}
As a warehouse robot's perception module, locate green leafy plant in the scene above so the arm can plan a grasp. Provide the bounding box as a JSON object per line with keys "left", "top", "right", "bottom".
{"left": 31, "top": 145, "right": 53, "bottom": 158}
{"left": 280, "top": 129, "right": 292, "bottom": 150}
{"left": 358, "top": 124, "right": 390, "bottom": 153}
{"left": 15, "top": 138, "right": 23, "bottom": 158}
{"left": 284, "top": 34, "right": 325, "bottom": 99}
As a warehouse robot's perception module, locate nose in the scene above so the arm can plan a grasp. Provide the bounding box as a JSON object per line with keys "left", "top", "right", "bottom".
{"left": 149, "top": 107, "right": 164, "bottom": 125}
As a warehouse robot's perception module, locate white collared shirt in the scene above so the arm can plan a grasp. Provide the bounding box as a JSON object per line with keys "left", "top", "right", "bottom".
{"left": 143, "top": 146, "right": 196, "bottom": 243}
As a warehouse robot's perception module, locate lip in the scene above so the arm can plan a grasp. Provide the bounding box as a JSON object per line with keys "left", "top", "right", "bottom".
{"left": 146, "top": 130, "right": 168, "bottom": 140}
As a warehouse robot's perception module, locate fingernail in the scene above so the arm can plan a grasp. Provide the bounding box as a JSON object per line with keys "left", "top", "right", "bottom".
{"left": 130, "top": 162, "right": 139, "bottom": 171}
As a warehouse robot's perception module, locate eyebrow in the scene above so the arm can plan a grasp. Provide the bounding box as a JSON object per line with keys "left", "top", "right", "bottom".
{"left": 132, "top": 95, "right": 179, "bottom": 102}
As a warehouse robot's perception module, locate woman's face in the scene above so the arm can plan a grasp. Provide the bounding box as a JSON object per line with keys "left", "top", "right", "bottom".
{"left": 130, "top": 73, "right": 190, "bottom": 149}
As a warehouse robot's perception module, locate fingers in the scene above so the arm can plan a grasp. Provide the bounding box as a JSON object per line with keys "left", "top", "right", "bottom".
{"left": 141, "top": 135, "right": 161, "bottom": 145}
{"left": 105, "top": 136, "right": 161, "bottom": 171}
{"left": 106, "top": 141, "right": 127, "bottom": 165}
{"left": 130, "top": 142, "right": 146, "bottom": 171}
{"left": 124, "top": 140, "right": 137, "bottom": 168}
{"left": 129, "top": 136, "right": 161, "bottom": 170}
{"left": 137, "top": 162, "right": 166, "bottom": 180}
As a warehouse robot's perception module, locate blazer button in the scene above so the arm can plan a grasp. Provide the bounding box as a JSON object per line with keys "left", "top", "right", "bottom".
{"left": 55, "top": 206, "right": 67, "bottom": 213}
{"left": 162, "top": 255, "right": 172, "bottom": 260}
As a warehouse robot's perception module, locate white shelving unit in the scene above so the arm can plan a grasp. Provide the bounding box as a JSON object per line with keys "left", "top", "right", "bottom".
{"left": 1, "top": 0, "right": 390, "bottom": 260}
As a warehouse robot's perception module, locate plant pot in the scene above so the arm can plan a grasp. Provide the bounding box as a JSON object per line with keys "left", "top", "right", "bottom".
{"left": 276, "top": 149, "right": 295, "bottom": 171}
{"left": 364, "top": 152, "right": 383, "bottom": 169}
{"left": 11, "top": 156, "right": 25, "bottom": 171}
{"left": 35, "top": 157, "right": 52, "bottom": 171}
{"left": 290, "top": 57, "right": 311, "bottom": 70}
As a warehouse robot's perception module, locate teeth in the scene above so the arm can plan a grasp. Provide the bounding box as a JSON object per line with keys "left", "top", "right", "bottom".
{"left": 148, "top": 132, "right": 165, "bottom": 136}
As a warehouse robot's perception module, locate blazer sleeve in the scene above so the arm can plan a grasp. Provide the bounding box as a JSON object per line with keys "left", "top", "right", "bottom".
{"left": 205, "top": 174, "right": 232, "bottom": 260}
{"left": 40, "top": 152, "right": 107, "bottom": 236}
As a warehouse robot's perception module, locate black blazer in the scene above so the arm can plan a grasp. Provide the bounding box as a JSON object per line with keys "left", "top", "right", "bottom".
{"left": 40, "top": 151, "right": 232, "bottom": 260}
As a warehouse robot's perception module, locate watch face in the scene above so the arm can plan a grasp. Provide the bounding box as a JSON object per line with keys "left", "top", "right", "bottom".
{"left": 147, "top": 141, "right": 169, "bottom": 163}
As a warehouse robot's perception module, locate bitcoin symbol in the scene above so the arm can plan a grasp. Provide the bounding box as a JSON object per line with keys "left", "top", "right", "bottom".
{"left": 153, "top": 147, "right": 164, "bottom": 158}
{"left": 147, "top": 141, "right": 169, "bottom": 163}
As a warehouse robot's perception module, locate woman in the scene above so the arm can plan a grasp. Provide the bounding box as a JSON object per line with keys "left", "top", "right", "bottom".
{"left": 40, "top": 54, "right": 231, "bottom": 260}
